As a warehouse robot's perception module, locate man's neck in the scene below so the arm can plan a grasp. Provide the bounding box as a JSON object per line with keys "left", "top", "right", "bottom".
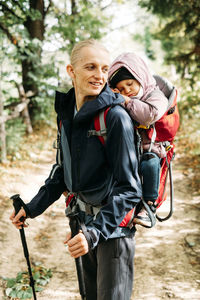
{"left": 76, "top": 95, "right": 96, "bottom": 111}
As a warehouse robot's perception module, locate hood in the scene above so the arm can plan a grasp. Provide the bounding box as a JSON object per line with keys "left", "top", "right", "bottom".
{"left": 108, "top": 52, "right": 157, "bottom": 100}
{"left": 55, "top": 84, "right": 124, "bottom": 122}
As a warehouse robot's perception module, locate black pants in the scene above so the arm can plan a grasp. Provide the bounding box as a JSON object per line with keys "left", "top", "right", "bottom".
{"left": 82, "top": 235, "right": 135, "bottom": 300}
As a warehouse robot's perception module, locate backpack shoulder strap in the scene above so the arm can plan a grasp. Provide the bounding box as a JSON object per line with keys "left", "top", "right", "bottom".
{"left": 53, "top": 117, "right": 62, "bottom": 165}
{"left": 94, "top": 107, "right": 110, "bottom": 145}
{"left": 88, "top": 107, "right": 111, "bottom": 146}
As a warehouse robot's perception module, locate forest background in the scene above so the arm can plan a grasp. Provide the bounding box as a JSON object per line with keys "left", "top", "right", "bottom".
{"left": 0, "top": 1, "right": 200, "bottom": 299}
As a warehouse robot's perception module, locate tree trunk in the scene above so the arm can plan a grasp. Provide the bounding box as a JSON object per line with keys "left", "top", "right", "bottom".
{"left": 71, "top": 0, "right": 78, "bottom": 15}
{"left": 22, "top": 0, "right": 46, "bottom": 117}
{"left": 16, "top": 85, "right": 33, "bottom": 134}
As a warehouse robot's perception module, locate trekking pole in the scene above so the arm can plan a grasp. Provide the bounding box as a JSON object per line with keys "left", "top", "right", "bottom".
{"left": 68, "top": 213, "right": 86, "bottom": 300}
{"left": 10, "top": 194, "right": 37, "bottom": 300}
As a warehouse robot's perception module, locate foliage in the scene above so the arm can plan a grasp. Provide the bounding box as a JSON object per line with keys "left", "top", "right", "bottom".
{"left": 138, "top": 0, "right": 200, "bottom": 81}
{"left": 178, "top": 82, "right": 200, "bottom": 121}
{"left": 0, "top": 0, "right": 54, "bottom": 120}
{"left": 52, "top": 0, "right": 110, "bottom": 53}
{"left": 138, "top": 0, "right": 200, "bottom": 115}
{"left": 176, "top": 114, "right": 200, "bottom": 195}
{"left": 133, "top": 26, "right": 156, "bottom": 60}
{"left": 2, "top": 262, "right": 52, "bottom": 299}
{"left": 5, "top": 118, "right": 27, "bottom": 159}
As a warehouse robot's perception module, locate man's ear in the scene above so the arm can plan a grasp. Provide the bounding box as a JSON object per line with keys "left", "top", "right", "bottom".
{"left": 66, "top": 64, "right": 75, "bottom": 79}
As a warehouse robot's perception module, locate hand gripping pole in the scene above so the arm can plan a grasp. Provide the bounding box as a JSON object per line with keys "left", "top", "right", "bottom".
{"left": 10, "top": 194, "right": 37, "bottom": 300}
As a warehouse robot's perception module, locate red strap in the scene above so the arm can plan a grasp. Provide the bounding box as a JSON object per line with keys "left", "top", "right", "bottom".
{"left": 66, "top": 193, "right": 75, "bottom": 207}
{"left": 94, "top": 107, "right": 110, "bottom": 145}
{"left": 59, "top": 120, "right": 62, "bottom": 131}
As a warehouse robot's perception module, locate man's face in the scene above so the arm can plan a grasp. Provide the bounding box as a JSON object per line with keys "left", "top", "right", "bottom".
{"left": 68, "top": 46, "right": 110, "bottom": 101}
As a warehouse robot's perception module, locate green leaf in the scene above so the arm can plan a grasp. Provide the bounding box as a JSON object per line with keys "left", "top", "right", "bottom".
{"left": 9, "top": 289, "right": 18, "bottom": 298}
{"left": 2, "top": 263, "right": 53, "bottom": 299}
{"left": 6, "top": 278, "right": 16, "bottom": 288}
{"left": 35, "top": 286, "right": 43, "bottom": 292}
{"left": 22, "top": 290, "right": 33, "bottom": 299}
{"left": 16, "top": 272, "right": 23, "bottom": 282}
{"left": 37, "top": 278, "right": 49, "bottom": 286}
{"left": 33, "top": 271, "right": 40, "bottom": 280}
{"left": 17, "top": 290, "right": 25, "bottom": 298}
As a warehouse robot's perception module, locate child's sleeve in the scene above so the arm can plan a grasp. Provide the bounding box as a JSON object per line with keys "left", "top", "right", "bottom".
{"left": 125, "top": 88, "right": 168, "bottom": 127}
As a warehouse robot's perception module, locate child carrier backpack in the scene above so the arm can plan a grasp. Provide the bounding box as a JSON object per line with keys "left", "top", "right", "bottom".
{"left": 93, "top": 75, "right": 180, "bottom": 226}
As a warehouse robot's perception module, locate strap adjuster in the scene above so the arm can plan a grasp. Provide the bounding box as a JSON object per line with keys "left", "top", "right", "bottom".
{"left": 87, "top": 129, "right": 107, "bottom": 138}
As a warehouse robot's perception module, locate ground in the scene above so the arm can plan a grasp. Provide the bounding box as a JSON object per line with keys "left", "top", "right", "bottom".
{"left": 0, "top": 129, "right": 199, "bottom": 300}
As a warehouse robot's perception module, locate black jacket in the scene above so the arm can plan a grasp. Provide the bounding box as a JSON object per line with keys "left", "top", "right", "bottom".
{"left": 27, "top": 84, "right": 142, "bottom": 248}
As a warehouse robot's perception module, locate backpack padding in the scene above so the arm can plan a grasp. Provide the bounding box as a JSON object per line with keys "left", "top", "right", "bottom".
{"left": 146, "top": 89, "right": 180, "bottom": 142}
{"left": 153, "top": 74, "right": 174, "bottom": 99}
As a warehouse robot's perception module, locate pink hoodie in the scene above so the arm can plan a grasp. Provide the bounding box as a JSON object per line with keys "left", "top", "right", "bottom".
{"left": 108, "top": 52, "right": 169, "bottom": 157}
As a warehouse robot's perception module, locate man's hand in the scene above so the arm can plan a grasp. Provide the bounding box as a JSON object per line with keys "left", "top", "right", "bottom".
{"left": 63, "top": 190, "right": 69, "bottom": 197}
{"left": 10, "top": 208, "right": 27, "bottom": 229}
{"left": 64, "top": 231, "right": 89, "bottom": 258}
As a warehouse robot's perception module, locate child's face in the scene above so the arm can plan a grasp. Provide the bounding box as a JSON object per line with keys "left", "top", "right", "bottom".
{"left": 116, "top": 79, "right": 140, "bottom": 97}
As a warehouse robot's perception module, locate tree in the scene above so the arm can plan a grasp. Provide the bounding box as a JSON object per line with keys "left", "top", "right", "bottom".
{"left": 0, "top": 0, "right": 52, "bottom": 120}
{"left": 138, "top": 0, "right": 200, "bottom": 82}
{"left": 0, "top": 0, "right": 51, "bottom": 94}
{"left": 53, "top": 0, "right": 109, "bottom": 53}
{"left": 138, "top": 0, "right": 200, "bottom": 116}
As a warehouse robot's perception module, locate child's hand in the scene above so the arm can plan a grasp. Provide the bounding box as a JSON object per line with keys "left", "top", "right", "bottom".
{"left": 111, "top": 88, "right": 120, "bottom": 93}
{"left": 111, "top": 88, "right": 130, "bottom": 105}
{"left": 122, "top": 95, "right": 130, "bottom": 105}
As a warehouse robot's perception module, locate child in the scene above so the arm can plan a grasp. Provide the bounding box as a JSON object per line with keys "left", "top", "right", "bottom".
{"left": 108, "top": 52, "right": 169, "bottom": 228}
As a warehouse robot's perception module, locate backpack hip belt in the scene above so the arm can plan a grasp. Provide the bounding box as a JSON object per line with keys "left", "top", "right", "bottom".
{"left": 76, "top": 198, "right": 101, "bottom": 219}
{"left": 65, "top": 192, "right": 101, "bottom": 220}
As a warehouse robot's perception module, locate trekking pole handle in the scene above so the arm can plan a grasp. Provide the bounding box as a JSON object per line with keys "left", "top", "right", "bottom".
{"left": 10, "top": 194, "right": 26, "bottom": 222}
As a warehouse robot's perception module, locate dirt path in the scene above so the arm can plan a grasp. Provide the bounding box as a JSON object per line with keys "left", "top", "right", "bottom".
{"left": 0, "top": 144, "right": 199, "bottom": 300}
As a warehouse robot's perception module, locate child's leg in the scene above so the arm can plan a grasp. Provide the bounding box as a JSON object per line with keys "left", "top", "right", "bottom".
{"left": 140, "top": 152, "right": 161, "bottom": 203}
{"left": 133, "top": 152, "right": 161, "bottom": 227}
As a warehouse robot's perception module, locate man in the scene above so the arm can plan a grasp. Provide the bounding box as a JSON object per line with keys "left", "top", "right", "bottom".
{"left": 10, "top": 39, "right": 142, "bottom": 300}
